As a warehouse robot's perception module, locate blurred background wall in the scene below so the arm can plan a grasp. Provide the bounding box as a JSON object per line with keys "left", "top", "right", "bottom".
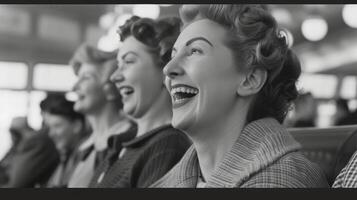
{"left": 1, "top": 4, "right": 357, "bottom": 159}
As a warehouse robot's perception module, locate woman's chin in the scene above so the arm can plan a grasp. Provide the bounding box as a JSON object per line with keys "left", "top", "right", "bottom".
{"left": 172, "top": 114, "right": 193, "bottom": 132}
{"left": 74, "top": 104, "right": 85, "bottom": 113}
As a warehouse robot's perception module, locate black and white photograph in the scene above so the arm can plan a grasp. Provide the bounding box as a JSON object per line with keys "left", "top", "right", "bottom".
{"left": 0, "top": 4, "right": 357, "bottom": 189}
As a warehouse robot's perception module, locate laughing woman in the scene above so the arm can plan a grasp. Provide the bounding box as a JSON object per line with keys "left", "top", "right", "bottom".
{"left": 151, "top": 5, "right": 328, "bottom": 188}
{"left": 88, "top": 16, "right": 191, "bottom": 188}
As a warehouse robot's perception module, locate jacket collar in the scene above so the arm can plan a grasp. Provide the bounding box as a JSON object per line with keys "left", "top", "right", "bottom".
{"left": 107, "top": 123, "right": 137, "bottom": 151}
{"left": 168, "top": 118, "right": 301, "bottom": 188}
{"left": 122, "top": 124, "right": 172, "bottom": 148}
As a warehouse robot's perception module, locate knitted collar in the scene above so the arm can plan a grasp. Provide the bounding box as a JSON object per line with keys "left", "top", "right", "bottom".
{"left": 166, "top": 117, "right": 301, "bottom": 188}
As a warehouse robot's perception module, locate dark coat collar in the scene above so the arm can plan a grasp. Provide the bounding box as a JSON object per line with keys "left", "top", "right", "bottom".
{"left": 158, "top": 118, "right": 301, "bottom": 188}
{"left": 107, "top": 123, "right": 137, "bottom": 151}
{"left": 122, "top": 124, "right": 172, "bottom": 148}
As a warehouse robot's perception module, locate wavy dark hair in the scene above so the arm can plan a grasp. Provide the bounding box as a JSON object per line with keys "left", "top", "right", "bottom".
{"left": 180, "top": 4, "right": 301, "bottom": 123}
{"left": 118, "top": 15, "right": 182, "bottom": 68}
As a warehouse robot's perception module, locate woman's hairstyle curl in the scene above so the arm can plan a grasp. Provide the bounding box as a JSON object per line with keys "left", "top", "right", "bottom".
{"left": 118, "top": 15, "right": 182, "bottom": 68}
{"left": 180, "top": 4, "right": 301, "bottom": 123}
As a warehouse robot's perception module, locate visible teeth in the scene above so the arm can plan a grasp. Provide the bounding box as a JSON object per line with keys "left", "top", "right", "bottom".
{"left": 170, "top": 86, "right": 199, "bottom": 96}
{"left": 120, "top": 87, "right": 133, "bottom": 96}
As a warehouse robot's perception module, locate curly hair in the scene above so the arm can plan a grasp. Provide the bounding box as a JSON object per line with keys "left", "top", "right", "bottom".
{"left": 180, "top": 4, "right": 301, "bottom": 123}
{"left": 118, "top": 15, "right": 182, "bottom": 68}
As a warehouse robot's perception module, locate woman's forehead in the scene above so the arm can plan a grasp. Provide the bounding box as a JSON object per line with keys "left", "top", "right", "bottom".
{"left": 119, "top": 36, "right": 149, "bottom": 58}
{"left": 78, "top": 62, "right": 99, "bottom": 74}
{"left": 175, "top": 19, "right": 227, "bottom": 47}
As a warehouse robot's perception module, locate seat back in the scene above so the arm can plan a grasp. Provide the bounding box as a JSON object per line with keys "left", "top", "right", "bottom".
{"left": 289, "top": 125, "right": 357, "bottom": 186}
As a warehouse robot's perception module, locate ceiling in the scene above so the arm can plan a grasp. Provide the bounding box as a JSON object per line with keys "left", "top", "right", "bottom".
{"left": 1, "top": 4, "right": 356, "bottom": 72}
{"left": 6, "top": 4, "right": 352, "bottom": 48}
{"left": 12, "top": 4, "right": 109, "bottom": 24}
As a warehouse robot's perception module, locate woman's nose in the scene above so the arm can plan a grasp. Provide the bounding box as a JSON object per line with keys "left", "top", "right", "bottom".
{"left": 163, "top": 58, "right": 184, "bottom": 79}
{"left": 110, "top": 68, "right": 125, "bottom": 83}
{"left": 72, "top": 79, "right": 80, "bottom": 92}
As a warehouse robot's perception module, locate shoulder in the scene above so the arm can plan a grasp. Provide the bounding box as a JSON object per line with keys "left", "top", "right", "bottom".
{"left": 241, "top": 151, "right": 329, "bottom": 188}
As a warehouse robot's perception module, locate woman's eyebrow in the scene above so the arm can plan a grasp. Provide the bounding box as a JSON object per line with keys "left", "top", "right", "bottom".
{"left": 185, "top": 37, "right": 213, "bottom": 47}
{"left": 121, "top": 51, "right": 138, "bottom": 60}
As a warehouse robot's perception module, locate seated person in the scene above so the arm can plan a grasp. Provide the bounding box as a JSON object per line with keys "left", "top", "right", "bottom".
{"left": 67, "top": 44, "right": 136, "bottom": 188}
{"left": 333, "top": 130, "right": 357, "bottom": 188}
{"left": 291, "top": 92, "right": 317, "bottom": 128}
{"left": 2, "top": 104, "right": 60, "bottom": 187}
{"left": 333, "top": 151, "right": 357, "bottom": 188}
{"left": 151, "top": 4, "right": 328, "bottom": 188}
{"left": 43, "top": 95, "right": 90, "bottom": 188}
{"left": 88, "top": 16, "right": 191, "bottom": 188}
{"left": 0, "top": 117, "right": 26, "bottom": 185}
{"left": 333, "top": 98, "right": 351, "bottom": 126}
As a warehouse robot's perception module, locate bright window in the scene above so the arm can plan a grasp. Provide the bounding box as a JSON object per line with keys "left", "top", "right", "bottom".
{"left": 33, "top": 63, "right": 77, "bottom": 91}
{"left": 0, "top": 90, "right": 29, "bottom": 160}
{"left": 0, "top": 61, "right": 28, "bottom": 89}
{"left": 317, "top": 101, "right": 336, "bottom": 127}
{"left": 27, "top": 91, "right": 47, "bottom": 130}
{"left": 297, "top": 73, "right": 338, "bottom": 99}
{"left": 340, "top": 76, "right": 357, "bottom": 99}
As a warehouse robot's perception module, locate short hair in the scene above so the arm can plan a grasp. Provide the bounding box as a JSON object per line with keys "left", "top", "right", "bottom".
{"left": 180, "top": 5, "right": 301, "bottom": 123}
{"left": 40, "top": 92, "right": 67, "bottom": 112}
{"left": 118, "top": 15, "right": 182, "bottom": 68}
{"left": 42, "top": 93, "right": 85, "bottom": 123}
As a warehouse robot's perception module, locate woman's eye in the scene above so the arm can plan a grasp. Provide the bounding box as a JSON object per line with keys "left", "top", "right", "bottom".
{"left": 189, "top": 48, "right": 203, "bottom": 55}
{"left": 79, "top": 75, "right": 90, "bottom": 82}
{"left": 124, "top": 60, "right": 135, "bottom": 64}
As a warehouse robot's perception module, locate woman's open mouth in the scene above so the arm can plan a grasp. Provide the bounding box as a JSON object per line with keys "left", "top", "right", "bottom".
{"left": 170, "top": 84, "right": 199, "bottom": 108}
{"left": 119, "top": 86, "right": 134, "bottom": 101}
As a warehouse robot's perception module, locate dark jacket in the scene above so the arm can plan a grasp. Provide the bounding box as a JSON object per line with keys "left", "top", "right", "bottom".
{"left": 4, "top": 130, "right": 60, "bottom": 188}
{"left": 67, "top": 120, "right": 136, "bottom": 188}
{"left": 151, "top": 118, "right": 328, "bottom": 188}
{"left": 88, "top": 125, "right": 191, "bottom": 188}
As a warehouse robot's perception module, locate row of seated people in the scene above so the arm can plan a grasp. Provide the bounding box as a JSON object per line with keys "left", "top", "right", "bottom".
{"left": 2, "top": 4, "right": 357, "bottom": 188}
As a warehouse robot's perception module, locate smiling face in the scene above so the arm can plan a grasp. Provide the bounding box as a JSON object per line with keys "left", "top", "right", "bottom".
{"left": 163, "top": 19, "right": 245, "bottom": 133}
{"left": 72, "top": 63, "right": 107, "bottom": 114}
{"left": 110, "top": 36, "right": 165, "bottom": 118}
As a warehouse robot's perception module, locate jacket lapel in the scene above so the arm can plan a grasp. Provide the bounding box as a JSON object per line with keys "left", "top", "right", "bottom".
{"left": 206, "top": 118, "right": 301, "bottom": 188}
{"left": 171, "top": 146, "right": 199, "bottom": 187}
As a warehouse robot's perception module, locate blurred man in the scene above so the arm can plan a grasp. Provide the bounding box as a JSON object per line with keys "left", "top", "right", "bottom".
{"left": 44, "top": 95, "right": 89, "bottom": 187}
{"left": 1, "top": 108, "right": 60, "bottom": 187}
{"left": 0, "top": 117, "right": 30, "bottom": 185}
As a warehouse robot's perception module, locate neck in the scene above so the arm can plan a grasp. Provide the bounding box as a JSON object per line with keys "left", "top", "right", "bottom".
{"left": 87, "top": 103, "right": 122, "bottom": 150}
{"left": 191, "top": 101, "right": 250, "bottom": 181}
{"left": 136, "top": 90, "right": 172, "bottom": 137}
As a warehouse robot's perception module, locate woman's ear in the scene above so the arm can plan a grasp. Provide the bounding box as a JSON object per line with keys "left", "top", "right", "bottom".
{"left": 237, "top": 67, "right": 267, "bottom": 97}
